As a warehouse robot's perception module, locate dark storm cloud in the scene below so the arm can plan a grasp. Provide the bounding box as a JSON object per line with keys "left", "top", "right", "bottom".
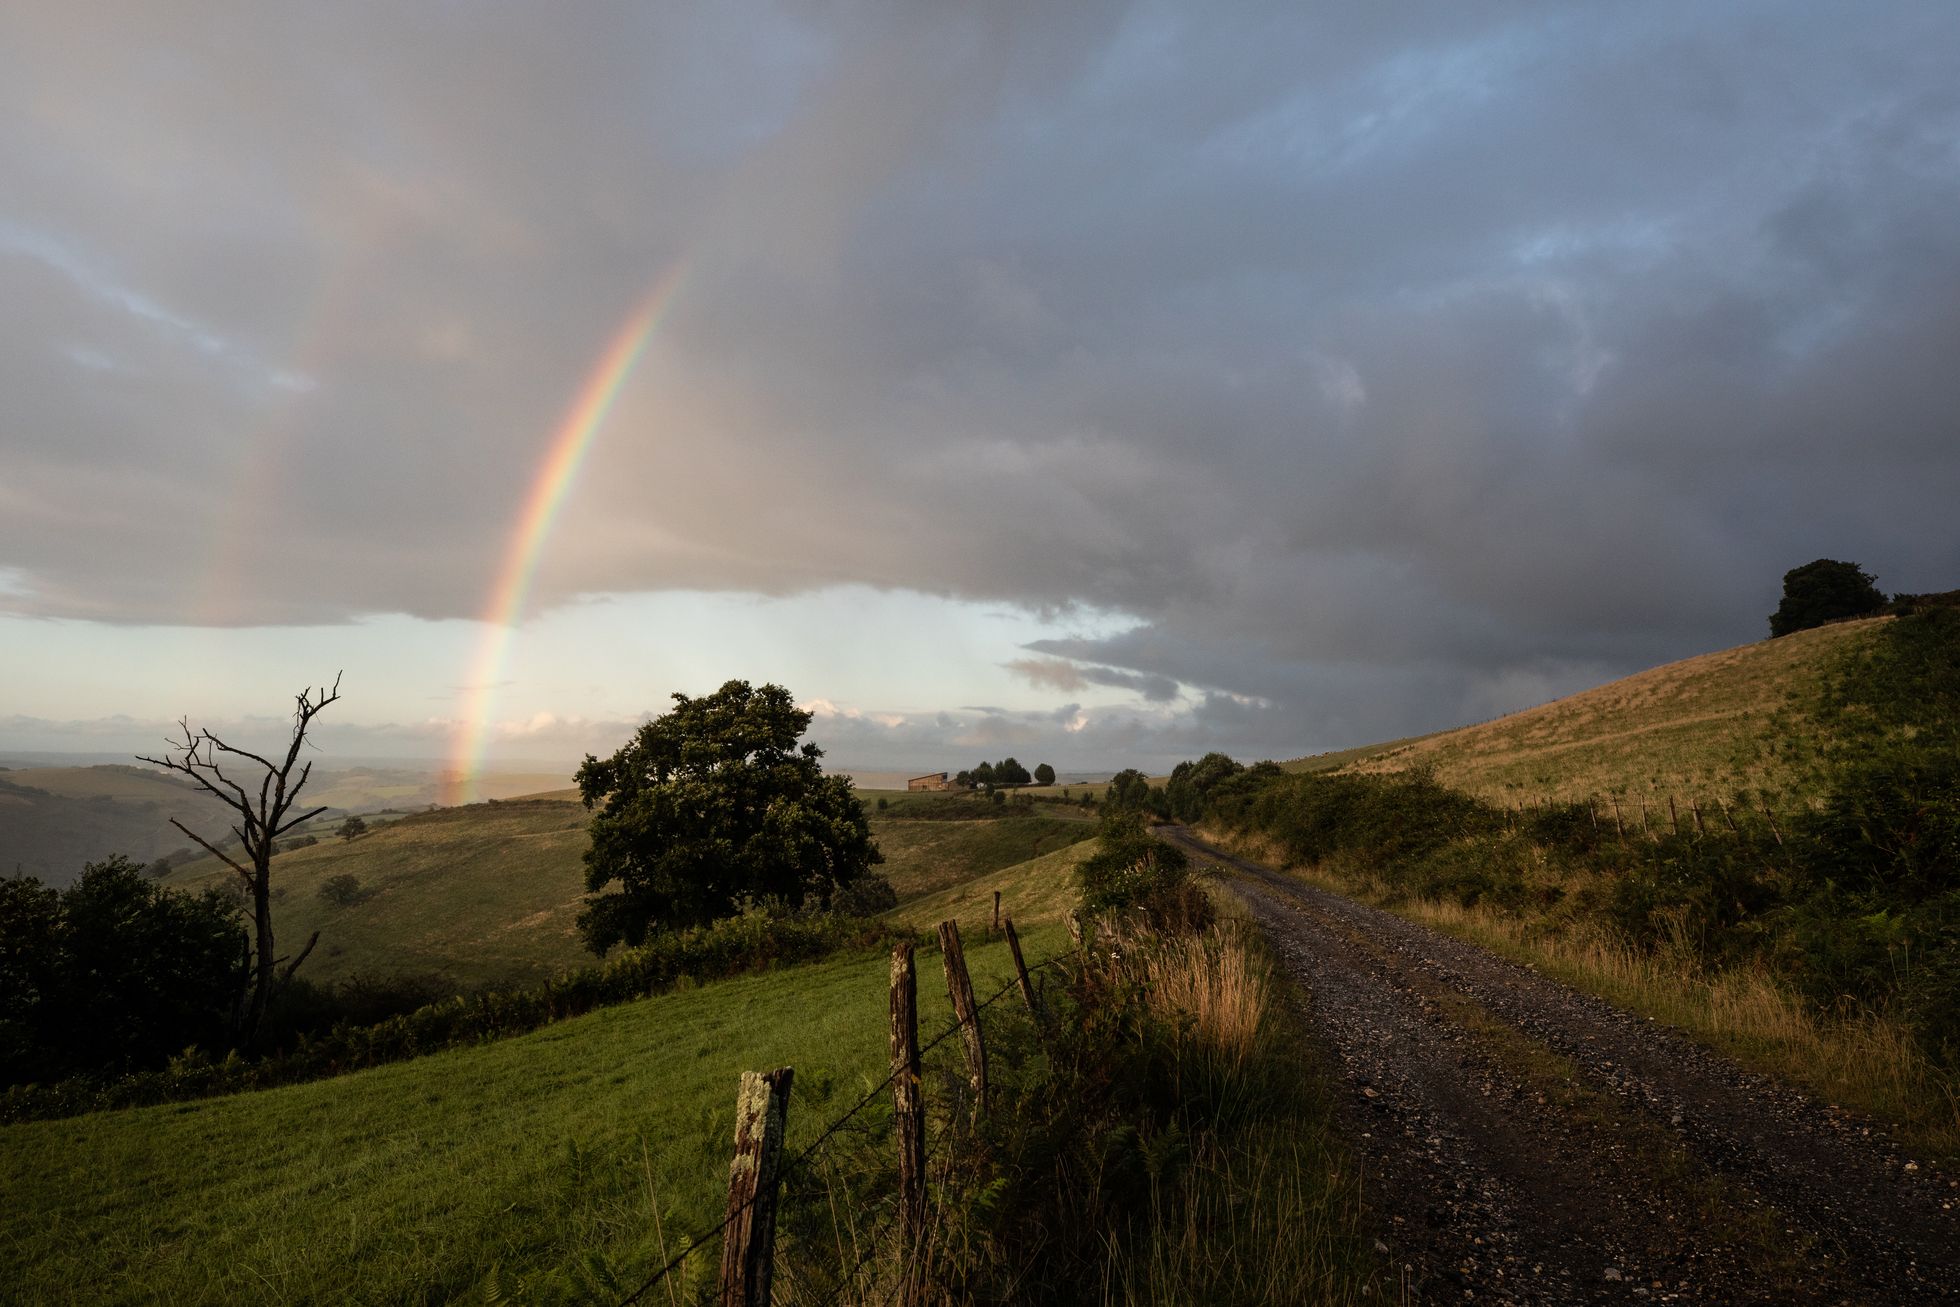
{"left": 4, "top": 1, "right": 1959, "bottom": 759}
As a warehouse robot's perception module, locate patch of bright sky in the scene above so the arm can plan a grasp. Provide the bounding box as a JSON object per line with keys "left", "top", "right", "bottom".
{"left": 0, "top": 585, "right": 1142, "bottom": 735}
{"left": 0, "top": 218, "right": 312, "bottom": 392}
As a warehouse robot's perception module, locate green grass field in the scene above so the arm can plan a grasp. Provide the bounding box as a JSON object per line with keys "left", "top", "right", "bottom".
{"left": 153, "top": 789, "right": 1094, "bottom": 990}
{"left": 1331, "top": 618, "right": 1886, "bottom": 807}
{"left": 160, "top": 800, "right": 595, "bottom": 990}
{"left": 873, "top": 810, "right": 1094, "bottom": 903}
{"left": 0, "top": 923, "right": 1068, "bottom": 1305}
{"left": 893, "top": 839, "right": 1096, "bottom": 933}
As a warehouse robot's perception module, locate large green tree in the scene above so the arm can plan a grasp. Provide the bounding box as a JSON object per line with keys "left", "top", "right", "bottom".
{"left": 1768, "top": 559, "right": 1887, "bottom": 636}
{"left": 575, "top": 681, "right": 881, "bottom": 953}
{"left": 1, "top": 856, "right": 244, "bottom": 1085}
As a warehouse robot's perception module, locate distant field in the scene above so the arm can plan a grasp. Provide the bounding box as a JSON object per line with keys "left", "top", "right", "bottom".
{"left": 0, "top": 766, "right": 236, "bottom": 886}
{"left": 157, "top": 788, "right": 1095, "bottom": 988}
{"left": 0, "top": 923, "right": 1067, "bottom": 1305}
{"left": 161, "top": 800, "right": 593, "bottom": 989}
{"left": 1331, "top": 618, "right": 1885, "bottom": 807}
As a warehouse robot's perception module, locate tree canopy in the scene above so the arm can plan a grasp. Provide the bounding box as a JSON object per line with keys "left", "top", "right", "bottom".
{"left": 1104, "top": 768, "right": 1159, "bottom": 814}
{"left": 1769, "top": 559, "right": 1887, "bottom": 637}
{"left": 574, "top": 680, "right": 881, "bottom": 954}
{"left": 1, "top": 856, "right": 244, "bottom": 1085}
{"left": 1033, "top": 762, "right": 1056, "bottom": 786}
{"left": 1166, "top": 752, "right": 1244, "bottom": 822}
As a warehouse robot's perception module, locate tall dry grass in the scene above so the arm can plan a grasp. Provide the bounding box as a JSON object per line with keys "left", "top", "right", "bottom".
{"left": 1127, "top": 926, "right": 1270, "bottom": 1073}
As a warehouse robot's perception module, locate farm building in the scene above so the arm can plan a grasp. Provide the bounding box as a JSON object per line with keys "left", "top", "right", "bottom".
{"left": 906, "top": 772, "right": 953, "bottom": 791}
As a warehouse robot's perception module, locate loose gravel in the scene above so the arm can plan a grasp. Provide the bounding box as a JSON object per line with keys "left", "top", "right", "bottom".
{"left": 1160, "top": 826, "right": 1958, "bottom": 1305}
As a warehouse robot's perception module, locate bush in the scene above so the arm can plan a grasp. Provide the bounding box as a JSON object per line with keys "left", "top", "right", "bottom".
{"left": 831, "top": 872, "right": 898, "bottom": 917}
{"left": 317, "top": 874, "right": 364, "bottom": 908}
{"left": 1079, "top": 811, "right": 1211, "bottom": 933}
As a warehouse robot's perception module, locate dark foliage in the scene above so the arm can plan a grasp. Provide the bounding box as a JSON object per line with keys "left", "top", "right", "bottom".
{"left": 1078, "top": 810, "right": 1211, "bottom": 933}
{"left": 1103, "top": 768, "right": 1163, "bottom": 816}
{"left": 1768, "top": 558, "right": 1887, "bottom": 637}
{"left": 1034, "top": 762, "right": 1056, "bottom": 786}
{"left": 4, "top": 911, "right": 906, "bottom": 1122}
{"left": 1164, "top": 751, "right": 1244, "bottom": 823}
{"left": 575, "top": 680, "right": 881, "bottom": 953}
{"left": 1, "top": 856, "right": 244, "bottom": 1086}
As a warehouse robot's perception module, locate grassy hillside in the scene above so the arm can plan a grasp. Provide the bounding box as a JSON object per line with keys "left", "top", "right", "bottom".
{"left": 1336, "top": 618, "right": 1887, "bottom": 807}
{"left": 0, "top": 924, "right": 1066, "bottom": 1305}
{"left": 0, "top": 766, "right": 237, "bottom": 886}
{"left": 874, "top": 809, "right": 1094, "bottom": 903}
{"left": 155, "top": 790, "right": 1095, "bottom": 989}
{"left": 161, "top": 799, "right": 593, "bottom": 989}
{"left": 893, "top": 838, "right": 1097, "bottom": 932}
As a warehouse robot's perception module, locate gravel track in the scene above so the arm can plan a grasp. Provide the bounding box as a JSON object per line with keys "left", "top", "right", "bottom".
{"left": 1159, "top": 826, "right": 1958, "bottom": 1305}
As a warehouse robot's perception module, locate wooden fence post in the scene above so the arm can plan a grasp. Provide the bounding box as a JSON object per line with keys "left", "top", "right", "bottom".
{"left": 937, "top": 921, "right": 988, "bottom": 1119}
{"left": 889, "top": 942, "right": 926, "bottom": 1295}
{"left": 1719, "top": 797, "right": 1739, "bottom": 835}
{"left": 1610, "top": 795, "right": 1625, "bottom": 841}
{"left": 1640, "top": 797, "right": 1651, "bottom": 840}
{"left": 992, "top": 890, "right": 1001, "bottom": 936}
{"left": 1668, "top": 794, "right": 1680, "bottom": 836}
{"left": 1587, "top": 797, "right": 1599, "bottom": 834}
{"left": 1761, "top": 801, "right": 1785, "bottom": 847}
{"left": 718, "top": 1066, "right": 793, "bottom": 1307}
{"left": 1690, "top": 797, "right": 1706, "bottom": 837}
{"left": 1003, "top": 916, "right": 1044, "bottom": 1021}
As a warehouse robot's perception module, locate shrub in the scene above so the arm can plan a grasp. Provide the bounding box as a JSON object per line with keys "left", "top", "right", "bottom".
{"left": 317, "top": 874, "right": 364, "bottom": 908}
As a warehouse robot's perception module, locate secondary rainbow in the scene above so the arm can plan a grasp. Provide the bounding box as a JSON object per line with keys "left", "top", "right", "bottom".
{"left": 447, "top": 263, "right": 687, "bottom": 803}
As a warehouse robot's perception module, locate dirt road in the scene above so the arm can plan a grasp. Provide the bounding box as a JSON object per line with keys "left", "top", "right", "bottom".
{"left": 1159, "top": 827, "right": 1958, "bottom": 1305}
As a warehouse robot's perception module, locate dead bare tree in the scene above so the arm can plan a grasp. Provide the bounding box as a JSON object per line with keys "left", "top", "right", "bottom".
{"left": 139, "top": 674, "right": 341, "bottom": 1047}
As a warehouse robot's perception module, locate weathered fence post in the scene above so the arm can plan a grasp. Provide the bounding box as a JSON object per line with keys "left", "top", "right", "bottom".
{"left": 1761, "top": 801, "right": 1785, "bottom": 848}
{"left": 1668, "top": 794, "right": 1680, "bottom": 836}
{"left": 1640, "top": 797, "right": 1651, "bottom": 840}
{"left": 889, "top": 942, "right": 926, "bottom": 1297}
{"left": 1588, "top": 797, "right": 1599, "bottom": 834}
{"left": 992, "top": 890, "right": 1002, "bottom": 935}
{"left": 1610, "top": 795, "right": 1625, "bottom": 841}
{"left": 937, "top": 920, "right": 988, "bottom": 1119}
{"left": 718, "top": 1066, "right": 793, "bottom": 1307}
{"left": 1719, "top": 797, "right": 1739, "bottom": 835}
{"left": 1690, "top": 797, "right": 1706, "bottom": 837}
{"left": 1003, "top": 916, "right": 1044, "bottom": 1021}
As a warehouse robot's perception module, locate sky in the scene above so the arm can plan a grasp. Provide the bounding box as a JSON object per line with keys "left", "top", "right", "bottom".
{"left": 3, "top": 1, "right": 1958, "bottom": 784}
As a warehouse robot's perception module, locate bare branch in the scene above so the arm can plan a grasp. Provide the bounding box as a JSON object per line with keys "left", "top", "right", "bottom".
{"left": 273, "top": 804, "right": 328, "bottom": 837}
{"left": 279, "top": 930, "right": 321, "bottom": 983}
{"left": 170, "top": 819, "right": 253, "bottom": 885}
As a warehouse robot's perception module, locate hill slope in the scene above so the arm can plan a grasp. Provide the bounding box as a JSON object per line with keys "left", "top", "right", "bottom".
{"left": 1325, "top": 618, "right": 1886, "bottom": 806}
{"left": 0, "top": 924, "right": 1065, "bottom": 1305}
{"left": 0, "top": 765, "right": 237, "bottom": 885}
{"left": 158, "top": 792, "right": 1095, "bottom": 988}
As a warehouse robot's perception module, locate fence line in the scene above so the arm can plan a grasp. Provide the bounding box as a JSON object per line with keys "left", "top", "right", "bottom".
{"left": 613, "top": 945, "right": 1069, "bottom": 1307}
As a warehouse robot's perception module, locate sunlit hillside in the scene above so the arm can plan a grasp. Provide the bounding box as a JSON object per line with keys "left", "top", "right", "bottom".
{"left": 1327, "top": 618, "right": 1887, "bottom": 807}
{"left": 157, "top": 790, "right": 1097, "bottom": 988}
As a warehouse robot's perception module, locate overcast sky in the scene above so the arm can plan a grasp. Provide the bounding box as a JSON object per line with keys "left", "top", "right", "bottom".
{"left": 4, "top": 1, "right": 1958, "bottom": 778}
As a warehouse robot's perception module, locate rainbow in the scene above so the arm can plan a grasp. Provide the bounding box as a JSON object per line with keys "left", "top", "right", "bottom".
{"left": 446, "top": 263, "right": 687, "bottom": 803}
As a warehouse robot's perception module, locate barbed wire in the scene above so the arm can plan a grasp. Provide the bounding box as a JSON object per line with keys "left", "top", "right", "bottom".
{"left": 614, "top": 950, "right": 1068, "bottom": 1307}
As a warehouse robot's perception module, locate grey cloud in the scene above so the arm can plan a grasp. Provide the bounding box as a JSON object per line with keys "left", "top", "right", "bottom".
{"left": 4, "top": 2, "right": 1958, "bottom": 755}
